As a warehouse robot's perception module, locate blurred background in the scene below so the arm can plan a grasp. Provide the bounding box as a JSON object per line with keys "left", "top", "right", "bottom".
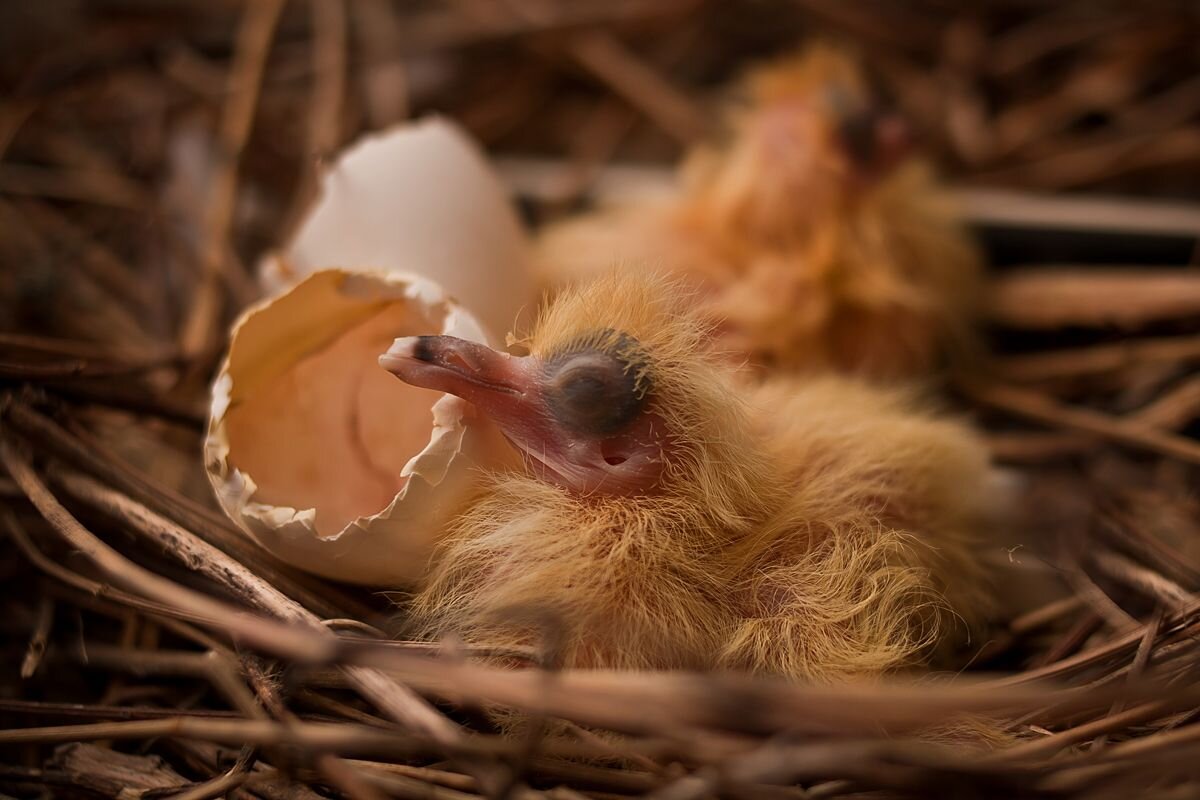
{"left": 1, "top": 4, "right": 1200, "bottom": 794}
{"left": 2, "top": 0, "right": 1198, "bottom": 343}
{"left": 0, "top": 0, "right": 1197, "bottom": 521}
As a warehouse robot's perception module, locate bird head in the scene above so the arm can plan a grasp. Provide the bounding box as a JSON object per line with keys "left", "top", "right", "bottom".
{"left": 381, "top": 273, "right": 762, "bottom": 502}
{"left": 687, "top": 43, "right": 913, "bottom": 241}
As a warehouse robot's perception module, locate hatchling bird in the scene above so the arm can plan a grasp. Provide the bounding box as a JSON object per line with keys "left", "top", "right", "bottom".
{"left": 380, "top": 272, "right": 1001, "bottom": 682}
{"left": 536, "top": 43, "right": 983, "bottom": 379}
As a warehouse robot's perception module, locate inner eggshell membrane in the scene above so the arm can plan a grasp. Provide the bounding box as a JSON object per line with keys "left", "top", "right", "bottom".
{"left": 223, "top": 300, "right": 444, "bottom": 537}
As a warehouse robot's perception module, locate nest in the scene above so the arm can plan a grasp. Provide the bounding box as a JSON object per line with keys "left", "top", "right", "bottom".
{"left": 2, "top": 2, "right": 1200, "bottom": 798}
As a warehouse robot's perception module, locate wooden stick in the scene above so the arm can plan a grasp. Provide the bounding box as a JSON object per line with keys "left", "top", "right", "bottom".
{"left": 960, "top": 380, "right": 1200, "bottom": 465}
{"left": 993, "top": 335, "right": 1200, "bottom": 382}
{"left": 0, "top": 437, "right": 334, "bottom": 662}
{"left": 179, "top": 0, "right": 286, "bottom": 361}
{"left": 990, "top": 269, "right": 1200, "bottom": 331}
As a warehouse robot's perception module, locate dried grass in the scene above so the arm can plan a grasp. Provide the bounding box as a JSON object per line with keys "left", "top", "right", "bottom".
{"left": 1, "top": 2, "right": 1199, "bottom": 798}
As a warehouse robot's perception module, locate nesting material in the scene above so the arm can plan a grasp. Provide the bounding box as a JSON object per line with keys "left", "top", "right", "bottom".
{"left": 205, "top": 269, "right": 512, "bottom": 585}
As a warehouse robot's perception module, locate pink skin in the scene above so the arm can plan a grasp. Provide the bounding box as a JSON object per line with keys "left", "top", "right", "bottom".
{"left": 379, "top": 336, "right": 667, "bottom": 496}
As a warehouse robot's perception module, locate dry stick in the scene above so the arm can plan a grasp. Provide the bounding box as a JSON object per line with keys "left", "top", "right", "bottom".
{"left": 985, "top": 430, "right": 1096, "bottom": 462}
{"left": 992, "top": 595, "right": 1200, "bottom": 688}
{"left": 179, "top": 0, "right": 286, "bottom": 361}
{"left": 0, "top": 333, "right": 174, "bottom": 362}
{"left": 52, "top": 468, "right": 316, "bottom": 628}
{"left": 50, "top": 742, "right": 191, "bottom": 797}
{"left": 11, "top": 516, "right": 453, "bottom": 798}
{"left": 8, "top": 514, "right": 236, "bottom": 655}
{"left": 20, "top": 199, "right": 158, "bottom": 315}
{"left": 3, "top": 378, "right": 206, "bottom": 428}
{"left": 308, "top": 0, "right": 346, "bottom": 161}
{"left": 505, "top": 0, "right": 705, "bottom": 144}
{"left": 960, "top": 379, "right": 1200, "bottom": 466}
{"left": 169, "top": 747, "right": 256, "bottom": 800}
{"left": 0, "top": 438, "right": 332, "bottom": 662}
{"left": 351, "top": 0, "right": 408, "bottom": 127}
{"left": 1063, "top": 564, "right": 1138, "bottom": 633}
{"left": 988, "top": 268, "right": 1200, "bottom": 330}
{"left": 0, "top": 718, "right": 425, "bottom": 756}
{"left": 315, "top": 753, "right": 391, "bottom": 800}
{"left": 1092, "top": 552, "right": 1193, "bottom": 610}
{"left": 1010, "top": 595, "right": 1087, "bottom": 636}
{"left": 20, "top": 595, "right": 53, "bottom": 679}
{"left": 277, "top": 0, "right": 348, "bottom": 240}
{"left": 993, "top": 334, "right": 1200, "bottom": 383}
{"left": 351, "top": 764, "right": 482, "bottom": 800}
{"left": 0, "top": 698, "right": 247, "bottom": 723}
{"left": 1133, "top": 376, "right": 1200, "bottom": 431}
{"left": 37, "top": 453, "right": 509, "bottom": 792}
{"left": 1001, "top": 616, "right": 1168, "bottom": 762}
{"left": 1091, "top": 612, "right": 1164, "bottom": 753}
{"left": 9, "top": 430, "right": 1170, "bottom": 752}
{"left": 344, "top": 761, "right": 478, "bottom": 793}
{"left": 0, "top": 163, "right": 149, "bottom": 208}
{"left": 5, "top": 401, "right": 358, "bottom": 621}
{"left": 73, "top": 644, "right": 264, "bottom": 718}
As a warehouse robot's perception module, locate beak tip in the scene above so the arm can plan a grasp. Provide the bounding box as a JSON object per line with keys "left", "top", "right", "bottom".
{"left": 379, "top": 337, "right": 420, "bottom": 374}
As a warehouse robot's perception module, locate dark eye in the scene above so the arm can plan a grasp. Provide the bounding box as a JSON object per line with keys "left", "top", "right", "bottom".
{"left": 543, "top": 334, "right": 650, "bottom": 436}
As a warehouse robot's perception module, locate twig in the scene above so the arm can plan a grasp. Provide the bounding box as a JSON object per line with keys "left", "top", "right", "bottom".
{"left": 1092, "top": 611, "right": 1164, "bottom": 752}
{"left": 167, "top": 746, "right": 256, "bottom": 800}
{"left": 989, "top": 269, "right": 1200, "bottom": 331}
{"left": 505, "top": 0, "right": 706, "bottom": 144}
{"left": 0, "top": 163, "right": 149, "bottom": 208}
{"left": 960, "top": 379, "right": 1200, "bottom": 465}
{"left": 20, "top": 595, "right": 53, "bottom": 679}
{"left": 5, "top": 400, "right": 360, "bottom": 621}
{"left": 39, "top": 443, "right": 508, "bottom": 794}
{"left": 993, "top": 334, "right": 1200, "bottom": 382}
{"left": 0, "top": 436, "right": 335, "bottom": 662}
{"left": 179, "top": 0, "right": 286, "bottom": 361}
{"left": 52, "top": 467, "right": 318, "bottom": 627}
{"left": 1092, "top": 552, "right": 1193, "bottom": 610}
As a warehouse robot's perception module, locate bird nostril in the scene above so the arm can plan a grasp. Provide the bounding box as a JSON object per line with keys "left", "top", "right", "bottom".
{"left": 600, "top": 439, "right": 628, "bottom": 466}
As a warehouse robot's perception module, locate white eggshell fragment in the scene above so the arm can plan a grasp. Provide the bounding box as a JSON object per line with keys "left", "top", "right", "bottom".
{"left": 205, "top": 269, "right": 512, "bottom": 585}
{"left": 261, "top": 116, "right": 535, "bottom": 341}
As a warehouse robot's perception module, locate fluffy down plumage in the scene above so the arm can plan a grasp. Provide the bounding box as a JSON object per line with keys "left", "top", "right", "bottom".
{"left": 399, "top": 273, "right": 1000, "bottom": 683}
{"left": 536, "top": 44, "right": 983, "bottom": 379}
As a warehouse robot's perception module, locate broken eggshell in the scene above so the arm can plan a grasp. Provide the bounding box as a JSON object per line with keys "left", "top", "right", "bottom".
{"left": 206, "top": 117, "right": 533, "bottom": 585}
{"left": 205, "top": 269, "right": 513, "bottom": 586}
{"left": 260, "top": 116, "right": 535, "bottom": 339}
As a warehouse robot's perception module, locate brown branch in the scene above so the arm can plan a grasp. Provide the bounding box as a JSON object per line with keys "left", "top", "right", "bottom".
{"left": 5, "top": 400, "right": 360, "bottom": 621}
{"left": 20, "top": 595, "right": 53, "bottom": 679}
{"left": 179, "top": 0, "right": 286, "bottom": 360}
{"left": 52, "top": 467, "right": 317, "bottom": 627}
{"left": 0, "top": 436, "right": 334, "bottom": 662}
{"left": 989, "top": 269, "right": 1200, "bottom": 331}
{"left": 1092, "top": 552, "right": 1193, "bottom": 610}
{"left": 960, "top": 379, "right": 1200, "bottom": 466}
{"left": 993, "top": 334, "right": 1200, "bottom": 382}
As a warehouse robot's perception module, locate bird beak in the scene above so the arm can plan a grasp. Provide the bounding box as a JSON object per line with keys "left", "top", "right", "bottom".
{"left": 378, "top": 336, "right": 537, "bottom": 411}
{"left": 834, "top": 102, "right": 912, "bottom": 176}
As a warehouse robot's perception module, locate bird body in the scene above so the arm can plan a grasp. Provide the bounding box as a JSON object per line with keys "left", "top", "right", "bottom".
{"left": 382, "top": 273, "right": 999, "bottom": 683}
{"left": 537, "top": 44, "right": 983, "bottom": 378}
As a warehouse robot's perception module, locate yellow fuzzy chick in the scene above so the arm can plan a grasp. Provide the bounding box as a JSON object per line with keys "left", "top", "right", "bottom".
{"left": 380, "top": 273, "right": 1000, "bottom": 682}
{"left": 536, "top": 44, "right": 983, "bottom": 379}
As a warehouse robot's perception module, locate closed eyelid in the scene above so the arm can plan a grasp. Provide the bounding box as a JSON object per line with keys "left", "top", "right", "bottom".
{"left": 542, "top": 347, "right": 650, "bottom": 437}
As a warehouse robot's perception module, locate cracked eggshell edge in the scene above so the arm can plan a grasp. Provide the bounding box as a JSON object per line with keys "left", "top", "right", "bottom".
{"left": 204, "top": 268, "right": 493, "bottom": 586}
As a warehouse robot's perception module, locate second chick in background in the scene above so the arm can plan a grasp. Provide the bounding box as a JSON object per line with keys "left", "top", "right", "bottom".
{"left": 537, "top": 43, "right": 983, "bottom": 379}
